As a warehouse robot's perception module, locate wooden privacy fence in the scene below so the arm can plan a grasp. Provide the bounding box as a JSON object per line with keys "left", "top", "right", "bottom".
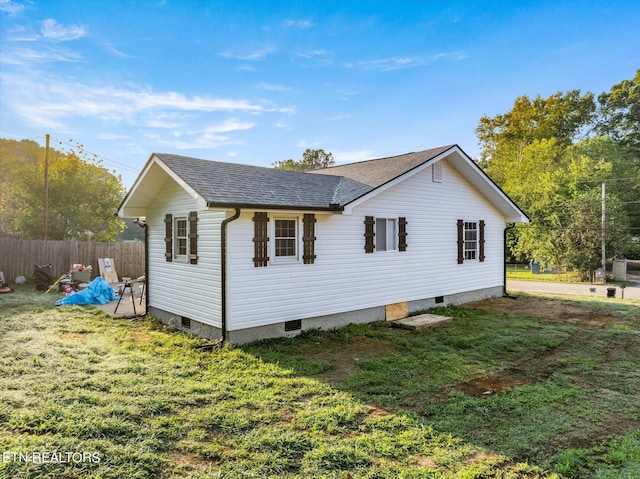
{"left": 0, "top": 239, "right": 145, "bottom": 282}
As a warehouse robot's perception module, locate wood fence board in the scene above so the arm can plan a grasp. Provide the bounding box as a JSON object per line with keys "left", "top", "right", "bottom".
{"left": 0, "top": 239, "right": 144, "bottom": 282}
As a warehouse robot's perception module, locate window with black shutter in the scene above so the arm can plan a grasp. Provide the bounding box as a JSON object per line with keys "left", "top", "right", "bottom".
{"left": 164, "top": 213, "right": 173, "bottom": 262}
{"left": 189, "top": 211, "right": 198, "bottom": 264}
{"left": 302, "top": 213, "right": 316, "bottom": 264}
{"left": 458, "top": 219, "right": 484, "bottom": 263}
{"left": 457, "top": 219, "right": 464, "bottom": 264}
{"left": 398, "top": 217, "right": 407, "bottom": 251}
{"left": 479, "top": 220, "right": 485, "bottom": 262}
{"left": 364, "top": 216, "right": 375, "bottom": 253}
{"left": 253, "top": 212, "right": 269, "bottom": 267}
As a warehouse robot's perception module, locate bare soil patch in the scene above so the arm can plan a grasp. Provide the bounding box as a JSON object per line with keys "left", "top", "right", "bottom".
{"left": 457, "top": 371, "right": 534, "bottom": 397}
{"left": 59, "top": 332, "right": 92, "bottom": 341}
{"left": 306, "top": 337, "right": 397, "bottom": 385}
{"left": 466, "top": 296, "right": 627, "bottom": 326}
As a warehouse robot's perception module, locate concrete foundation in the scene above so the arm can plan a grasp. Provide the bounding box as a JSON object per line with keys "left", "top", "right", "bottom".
{"left": 149, "top": 285, "right": 504, "bottom": 345}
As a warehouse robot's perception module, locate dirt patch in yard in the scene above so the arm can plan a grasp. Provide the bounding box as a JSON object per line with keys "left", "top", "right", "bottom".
{"left": 465, "top": 296, "right": 627, "bottom": 327}
{"left": 306, "top": 337, "right": 397, "bottom": 385}
{"left": 457, "top": 371, "right": 534, "bottom": 397}
{"left": 59, "top": 332, "right": 92, "bottom": 341}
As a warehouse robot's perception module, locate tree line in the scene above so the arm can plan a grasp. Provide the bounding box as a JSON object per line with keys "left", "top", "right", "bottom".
{"left": 0, "top": 138, "right": 125, "bottom": 241}
{"left": 2, "top": 71, "right": 637, "bottom": 280}
{"left": 477, "top": 70, "right": 639, "bottom": 278}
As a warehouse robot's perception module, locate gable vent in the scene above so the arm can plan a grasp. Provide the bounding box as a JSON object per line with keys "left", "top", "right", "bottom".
{"left": 432, "top": 163, "right": 443, "bottom": 183}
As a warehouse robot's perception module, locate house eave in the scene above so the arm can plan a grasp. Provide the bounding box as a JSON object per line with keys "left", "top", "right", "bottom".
{"left": 206, "top": 201, "right": 343, "bottom": 212}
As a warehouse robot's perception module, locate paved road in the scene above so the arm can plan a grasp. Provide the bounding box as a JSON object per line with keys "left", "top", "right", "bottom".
{"left": 506, "top": 280, "right": 640, "bottom": 300}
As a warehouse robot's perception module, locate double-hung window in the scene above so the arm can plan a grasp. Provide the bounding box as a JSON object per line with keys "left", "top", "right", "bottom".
{"left": 375, "top": 218, "right": 397, "bottom": 252}
{"left": 464, "top": 221, "right": 478, "bottom": 261}
{"left": 274, "top": 218, "right": 298, "bottom": 261}
{"left": 175, "top": 217, "right": 188, "bottom": 259}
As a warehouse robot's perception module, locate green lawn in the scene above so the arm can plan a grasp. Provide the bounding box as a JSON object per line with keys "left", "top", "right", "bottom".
{"left": 1, "top": 287, "right": 639, "bottom": 478}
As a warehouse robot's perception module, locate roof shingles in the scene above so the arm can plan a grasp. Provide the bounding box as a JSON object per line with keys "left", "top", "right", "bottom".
{"left": 154, "top": 145, "right": 453, "bottom": 211}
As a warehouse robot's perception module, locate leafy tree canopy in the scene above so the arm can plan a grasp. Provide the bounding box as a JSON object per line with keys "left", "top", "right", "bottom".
{"left": 596, "top": 70, "right": 640, "bottom": 154}
{"left": 273, "top": 148, "right": 335, "bottom": 171}
{"left": 0, "top": 138, "right": 125, "bottom": 241}
{"left": 477, "top": 72, "right": 640, "bottom": 275}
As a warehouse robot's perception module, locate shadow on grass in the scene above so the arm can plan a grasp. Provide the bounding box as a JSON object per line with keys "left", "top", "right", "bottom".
{"left": 244, "top": 299, "right": 640, "bottom": 478}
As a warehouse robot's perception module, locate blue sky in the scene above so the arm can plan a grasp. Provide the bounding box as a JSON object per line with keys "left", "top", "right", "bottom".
{"left": 1, "top": 0, "right": 638, "bottom": 189}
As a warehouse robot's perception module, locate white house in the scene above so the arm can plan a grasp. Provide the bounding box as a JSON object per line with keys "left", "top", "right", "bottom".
{"left": 118, "top": 145, "right": 528, "bottom": 343}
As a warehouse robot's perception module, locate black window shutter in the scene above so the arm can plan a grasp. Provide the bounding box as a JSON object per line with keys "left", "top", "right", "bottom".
{"left": 398, "top": 217, "right": 407, "bottom": 252}
{"left": 479, "top": 220, "right": 485, "bottom": 262}
{"left": 188, "top": 211, "right": 198, "bottom": 264}
{"left": 364, "top": 216, "right": 375, "bottom": 253}
{"left": 253, "top": 212, "right": 269, "bottom": 267}
{"left": 457, "top": 219, "right": 464, "bottom": 264}
{"left": 302, "top": 213, "right": 317, "bottom": 264}
{"left": 164, "top": 214, "right": 173, "bottom": 262}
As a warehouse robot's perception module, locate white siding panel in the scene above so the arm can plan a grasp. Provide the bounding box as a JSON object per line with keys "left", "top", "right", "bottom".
{"left": 147, "top": 180, "right": 224, "bottom": 327}
{"left": 226, "top": 160, "right": 507, "bottom": 330}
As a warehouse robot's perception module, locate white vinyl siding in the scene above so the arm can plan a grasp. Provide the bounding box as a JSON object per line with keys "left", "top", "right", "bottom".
{"left": 147, "top": 180, "right": 225, "bottom": 327}
{"left": 225, "top": 159, "right": 505, "bottom": 331}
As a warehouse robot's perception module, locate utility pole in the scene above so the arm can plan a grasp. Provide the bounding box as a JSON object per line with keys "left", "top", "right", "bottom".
{"left": 43, "top": 133, "right": 50, "bottom": 240}
{"left": 601, "top": 182, "right": 606, "bottom": 276}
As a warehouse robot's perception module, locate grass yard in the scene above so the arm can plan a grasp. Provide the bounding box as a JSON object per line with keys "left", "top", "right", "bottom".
{"left": 1, "top": 288, "right": 639, "bottom": 478}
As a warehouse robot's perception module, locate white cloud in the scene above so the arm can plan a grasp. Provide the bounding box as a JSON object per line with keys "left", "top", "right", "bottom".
{"left": 0, "top": 73, "right": 273, "bottom": 130}
{"left": 0, "top": 45, "right": 84, "bottom": 65}
{"left": 347, "top": 51, "right": 467, "bottom": 71}
{"left": 97, "top": 133, "right": 132, "bottom": 140}
{"left": 295, "top": 49, "right": 328, "bottom": 59}
{"left": 200, "top": 118, "right": 255, "bottom": 134}
{"left": 325, "top": 114, "right": 352, "bottom": 121}
{"left": 283, "top": 19, "right": 314, "bottom": 29}
{"left": 334, "top": 149, "right": 376, "bottom": 164}
{"left": 0, "top": 0, "right": 24, "bottom": 15}
{"left": 41, "top": 18, "right": 87, "bottom": 42}
{"left": 104, "top": 44, "right": 133, "bottom": 58}
{"left": 296, "top": 140, "right": 320, "bottom": 148}
{"left": 219, "top": 46, "right": 275, "bottom": 61}
{"left": 256, "top": 82, "right": 291, "bottom": 92}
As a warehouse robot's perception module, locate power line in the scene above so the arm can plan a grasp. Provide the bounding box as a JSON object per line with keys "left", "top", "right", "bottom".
{"left": 48, "top": 137, "right": 140, "bottom": 174}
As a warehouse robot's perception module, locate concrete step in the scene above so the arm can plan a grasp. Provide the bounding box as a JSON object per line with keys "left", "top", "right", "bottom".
{"left": 391, "top": 313, "right": 452, "bottom": 330}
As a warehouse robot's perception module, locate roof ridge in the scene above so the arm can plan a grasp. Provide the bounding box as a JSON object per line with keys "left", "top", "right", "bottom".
{"left": 312, "top": 144, "right": 456, "bottom": 172}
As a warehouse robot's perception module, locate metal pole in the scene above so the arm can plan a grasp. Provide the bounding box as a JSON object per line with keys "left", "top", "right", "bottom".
{"left": 601, "top": 182, "right": 606, "bottom": 275}
{"left": 44, "top": 134, "right": 50, "bottom": 240}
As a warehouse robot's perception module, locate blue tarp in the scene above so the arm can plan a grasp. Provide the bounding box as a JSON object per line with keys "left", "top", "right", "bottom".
{"left": 56, "top": 277, "right": 116, "bottom": 306}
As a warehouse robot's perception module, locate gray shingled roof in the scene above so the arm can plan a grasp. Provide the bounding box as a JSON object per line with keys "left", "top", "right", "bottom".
{"left": 154, "top": 146, "right": 453, "bottom": 210}
{"left": 156, "top": 153, "right": 371, "bottom": 210}
{"left": 309, "top": 145, "right": 454, "bottom": 188}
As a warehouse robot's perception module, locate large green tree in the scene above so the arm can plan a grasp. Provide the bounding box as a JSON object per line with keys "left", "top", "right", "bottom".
{"left": 0, "top": 138, "right": 125, "bottom": 241}
{"left": 476, "top": 76, "right": 639, "bottom": 276}
{"left": 596, "top": 70, "right": 640, "bottom": 154}
{"left": 273, "top": 148, "right": 335, "bottom": 171}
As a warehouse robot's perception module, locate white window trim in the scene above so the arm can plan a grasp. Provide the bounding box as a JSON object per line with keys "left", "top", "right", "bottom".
{"left": 375, "top": 217, "right": 398, "bottom": 253}
{"left": 271, "top": 215, "right": 300, "bottom": 264}
{"left": 464, "top": 221, "right": 478, "bottom": 262}
{"left": 174, "top": 216, "right": 188, "bottom": 261}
